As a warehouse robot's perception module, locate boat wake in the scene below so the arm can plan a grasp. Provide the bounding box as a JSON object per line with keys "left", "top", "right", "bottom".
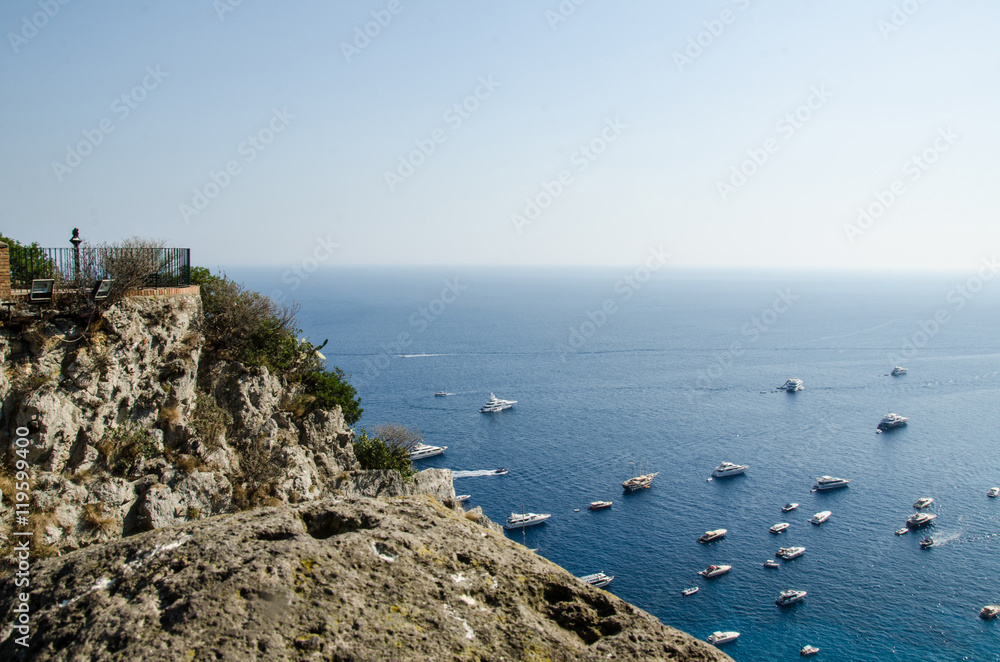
{"left": 452, "top": 469, "right": 506, "bottom": 478}
{"left": 397, "top": 353, "right": 453, "bottom": 358}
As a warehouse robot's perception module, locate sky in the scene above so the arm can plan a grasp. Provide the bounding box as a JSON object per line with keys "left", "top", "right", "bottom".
{"left": 1, "top": 0, "right": 998, "bottom": 271}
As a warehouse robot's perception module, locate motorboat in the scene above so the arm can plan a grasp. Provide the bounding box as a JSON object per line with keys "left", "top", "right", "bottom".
{"left": 895, "top": 528, "right": 909, "bottom": 536}
{"left": 777, "top": 546, "right": 806, "bottom": 560}
{"left": 479, "top": 393, "right": 516, "bottom": 413}
{"left": 801, "top": 645, "right": 820, "bottom": 656}
{"left": 891, "top": 366, "right": 908, "bottom": 376}
{"left": 588, "top": 501, "right": 613, "bottom": 510}
{"left": 810, "top": 511, "right": 832, "bottom": 525}
{"left": 707, "top": 631, "right": 740, "bottom": 646}
{"left": 493, "top": 468, "right": 509, "bottom": 475}
{"left": 770, "top": 522, "right": 790, "bottom": 534}
{"left": 779, "top": 378, "right": 804, "bottom": 392}
{"left": 455, "top": 494, "right": 471, "bottom": 503}
{"left": 579, "top": 572, "right": 614, "bottom": 588}
{"left": 434, "top": 391, "right": 449, "bottom": 396}
{"left": 913, "top": 497, "right": 934, "bottom": 509}
{"left": 980, "top": 604, "right": 1000, "bottom": 620}
{"left": 988, "top": 487, "right": 999, "bottom": 498}
{"left": 764, "top": 559, "right": 780, "bottom": 569}
{"left": 782, "top": 503, "right": 800, "bottom": 512}
{"left": 920, "top": 537, "right": 934, "bottom": 548}
{"left": 698, "top": 564, "right": 732, "bottom": 578}
{"left": 814, "top": 476, "right": 850, "bottom": 490}
{"left": 682, "top": 587, "right": 699, "bottom": 596}
{"left": 712, "top": 462, "right": 748, "bottom": 478}
{"left": 698, "top": 529, "right": 727, "bottom": 544}
{"left": 907, "top": 512, "right": 936, "bottom": 528}
{"left": 504, "top": 512, "right": 550, "bottom": 529}
{"left": 877, "top": 412, "right": 909, "bottom": 430}
{"left": 776, "top": 589, "right": 807, "bottom": 606}
{"left": 408, "top": 443, "right": 447, "bottom": 460}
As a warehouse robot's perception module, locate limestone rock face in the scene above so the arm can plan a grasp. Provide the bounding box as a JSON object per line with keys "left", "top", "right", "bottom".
{"left": 0, "top": 496, "right": 732, "bottom": 662}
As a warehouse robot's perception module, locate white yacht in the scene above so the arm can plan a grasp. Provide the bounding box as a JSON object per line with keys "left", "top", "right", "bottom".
{"left": 504, "top": 512, "right": 550, "bottom": 529}
{"left": 764, "top": 559, "right": 780, "bottom": 569}
{"left": 479, "top": 393, "right": 516, "bottom": 413}
{"left": 814, "top": 475, "right": 851, "bottom": 490}
{"left": 877, "top": 412, "right": 909, "bottom": 430}
{"left": 770, "top": 522, "right": 790, "bottom": 534}
{"left": 698, "top": 529, "right": 727, "bottom": 544}
{"left": 779, "top": 378, "right": 804, "bottom": 392}
{"left": 408, "top": 443, "right": 447, "bottom": 460}
{"left": 455, "top": 494, "right": 471, "bottom": 503}
{"left": 988, "top": 487, "right": 999, "bottom": 498}
{"left": 913, "top": 497, "right": 934, "bottom": 509}
{"left": 801, "top": 645, "right": 821, "bottom": 656}
{"left": 895, "top": 527, "right": 909, "bottom": 536}
{"left": 682, "top": 587, "right": 699, "bottom": 596}
{"left": 775, "top": 589, "right": 807, "bottom": 606}
{"left": 777, "top": 546, "right": 806, "bottom": 560}
{"left": 712, "top": 462, "right": 748, "bottom": 478}
{"left": 698, "top": 564, "right": 732, "bottom": 578}
{"left": 579, "top": 572, "right": 614, "bottom": 588}
{"left": 907, "top": 512, "right": 936, "bottom": 528}
{"left": 588, "top": 501, "right": 613, "bottom": 511}
{"left": 810, "top": 510, "right": 832, "bottom": 525}
{"left": 891, "top": 366, "right": 908, "bottom": 376}
{"left": 782, "top": 502, "right": 800, "bottom": 512}
{"left": 707, "top": 631, "right": 740, "bottom": 646}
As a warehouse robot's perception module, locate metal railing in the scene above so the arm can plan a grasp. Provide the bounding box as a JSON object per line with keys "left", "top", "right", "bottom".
{"left": 7, "top": 246, "right": 191, "bottom": 290}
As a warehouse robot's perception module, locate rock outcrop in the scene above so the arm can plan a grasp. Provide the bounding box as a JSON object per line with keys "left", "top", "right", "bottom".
{"left": 0, "top": 495, "right": 732, "bottom": 661}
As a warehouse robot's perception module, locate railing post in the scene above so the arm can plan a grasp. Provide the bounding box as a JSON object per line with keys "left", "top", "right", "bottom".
{"left": 70, "top": 228, "right": 82, "bottom": 280}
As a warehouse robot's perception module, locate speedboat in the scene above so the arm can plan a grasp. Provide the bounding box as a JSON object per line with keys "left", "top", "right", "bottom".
{"left": 707, "top": 631, "right": 740, "bottom": 646}
{"left": 579, "top": 572, "right": 614, "bottom": 588}
{"left": 814, "top": 475, "right": 850, "bottom": 490}
{"left": 877, "top": 412, "right": 909, "bottom": 430}
{"left": 622, "top": 471, "right": 659, "bottom": 492}
{"left": 681, "top": 587, "right": 699, "bottom": 596}
{"left": 779, "top": 378, "right": 804, "bottom": 392}
{"left": 907, "top": 512, "right": 936, "bottom": 528}
{"left": 504, "top": 512, "right": 550, "bottom": 529}
{"left": 895, "top": 528, "right": 909, "bottom": 536}
{"left": 434, "top": 391, "right": 449, "bottom": 396}
{"left": 801, "top": 645, "right": 820, "bottom": 656}
{"left": 782, "top": 503, "right": 800, "bottom": 512}
{"left": 455, "top": 494, "right": 471, "bottom": 503}
{"left": 764, "top": 559, "right": 780, "bottom": 569}
{"left": 408, "top": 443, "right": 447, "bottom": 460}
{"left": 988, "top": 487, "right": 999, "bottom": 498}
{"left": 913, "top": 497, "right": 934, "bottom": 509}
{"left": 775, "top": 589, "right": 807, "bottom": 606}
{"left": 493, "top": 468, "right": 508, "bottom": 475}
{"left": 712, "top": 462, "right": 748, "bottom": 478}
{"left": 920, "top": 537, "right": 934, "bottom": 548}
{"left": 698, "top": 564, "right": 732, "bottom": 578}
{"left": 777, "top": 546, "right": 806, "bottom": 560}
{"left": 479, "top": 393, "right": 516, "bottom": 413}
{"left": 981, "top": 604, "right": 1000, "bottom": 620}
{"left": 588, "top": 501, "right": 612, "bottom": 510}
{"left": 810, "top": 511, "right": 832, "bottom": 525}
{"left": 891, "top": 366, "right": 908, "bottom": 376}
{"left": 770, "top": 522, "right": 790, "bottom": 534}
{"left": 698, "top": 529, "right": 727, "bottom": 544}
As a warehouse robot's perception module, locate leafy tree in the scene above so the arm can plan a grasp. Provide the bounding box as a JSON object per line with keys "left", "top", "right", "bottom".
{"left": 0, "top": 232, "right": 56, "bottom": 287}
{"left": 353, "top": 428, "right": 415, "bottom": 480}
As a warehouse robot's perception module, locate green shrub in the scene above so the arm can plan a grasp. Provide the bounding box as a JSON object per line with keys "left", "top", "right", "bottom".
{"left": 353, "top": 429, "right": 414, "bottom": 481}
{"left": 97, "top": 425, "right": 160, "bottom": 477}
{"left": 191, "top": 390, "right": 232, "bottom": 450}
{"left": 300, "top": 367, "right": 362, "bottom": 425}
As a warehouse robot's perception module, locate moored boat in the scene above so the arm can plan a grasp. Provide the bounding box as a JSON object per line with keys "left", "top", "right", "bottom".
{"left": 891, "top": 366, "right": 908, "bottom": 376}
{"left": 776, "top": 589, "right": 808, "bottom": 606}
{"left": 810, "top": 510, "right": 832, "bottom": 525}
{"left": 913, "top": 497, "right": 934, "bottom": 509}
{"left": 682, "top": 587, "right": 699, "bottom": 596}
{"left": 408, "top": 443, "right": 447, "bottom": 460}
{"left": 579, "top": 572, "right": 614, "bottom": 588}
{"left": 801, "top": 644, "right": 820, "bottom": 656}
{"left": 907, "top": 512, "right": 936, "bottom": 528}
{"left": 770, "top": 522, "right": 790, "bottom": 534}
{"left": 698, "top": 564, "right": 732, "bottom": 578}
{"left": 779, "top": 378, "right": 804, "bottom": 392}
{"left": 479, "top": 393, "right": 516, "bottom": 413}
{"left": 764, "top": 559, "right": 780, "bottom": 569}
{"left": 782, "top": 502, "right": 799, "bottom": 512}
{"left": 989, "top": 487, "right": 999, "bottom": 498}
{"left": 504, "top": 512, "right": 550, "bottom": 529}
{"left": 877, "top": 411, "right": 909, "bottom": 430}
{"left": 814, "top": 476, "right": 850, "bottom": 490}
{"left": 712, "top": 462, "right": 748, "bottom": 478}
{"left": 777, "top": 546, "right": 806, "bottom": 560}
{"left": 588, "top": 500, "right": 613, "bottom": 510}
{"left": 895, "top": 528, "right": 909, "bottom": 536}
{"left": 698, "top": 529, "right": 727, "bottom": 544}
{"left": 455, "top": 494, "right": 471, "bottom": 503}
{"left": 981, "top": 604, "right": 1000, "bottom": 620}
{"left": 707, "top": 631, "right": 740, "bottom": 646}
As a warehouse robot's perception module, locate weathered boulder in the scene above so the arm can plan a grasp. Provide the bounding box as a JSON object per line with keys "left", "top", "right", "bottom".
{"left": 0, "top": 496, "right": 732, "bottom": 662}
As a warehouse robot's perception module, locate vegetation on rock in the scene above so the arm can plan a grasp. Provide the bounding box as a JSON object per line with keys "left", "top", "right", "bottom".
{"left": 353, "top": 425, "right": 417, "bottom": 481}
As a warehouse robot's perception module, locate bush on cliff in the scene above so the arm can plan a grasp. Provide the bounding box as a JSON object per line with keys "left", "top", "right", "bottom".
{"left": 353, "top": 427, "right": 415, "bottom": 480}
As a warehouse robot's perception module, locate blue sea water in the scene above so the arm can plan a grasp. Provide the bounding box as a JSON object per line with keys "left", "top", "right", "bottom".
{"left": 237, "top": 267, "right": 1000, "bottom": 661}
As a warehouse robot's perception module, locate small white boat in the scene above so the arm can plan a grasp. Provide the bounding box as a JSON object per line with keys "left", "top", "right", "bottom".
{"left": 779, "top": 378, "right": 804, "bottom": 392}
{"left": 588, "top": 501, "right": 613, "bottom": 511}
{"left": 810, "top": 510, "right": 832, "bottom": 525}
{"left": 712, "top": 461, "right": 748, "bottom": 478}
{"left": 907, "top": 512, "right": 937, "bottom": 528}
{"left": 777, "top": 546, "right": 806, "bottom": 560}
{"left": 988, "top": 487, "right": 999, "bottom": 498}
{"left": 698, "top": 529, "right": 727, "bottom": 544}
{"left": 579, "top": 572, "right": 614, "bottom": 588}
{"left": 801, "top": 644, "right": 820, "bottom": 656}
{"left": 408, "top": 443, "right": 447, "bottom": 460}
{"left": 698, "top": 564, "right": 732, "bottom": 578}
{"left": 770, "top": 522, "right": 790, "bottom": 534}
{"left": 764, "top": 559, "right": 780, "bottom": 569}
{"left": 455, "top": 494, "right": 471, "bottom": 503}
{"left": 913, "top": 497, "right": 934, "bottom": 509}
{"left": 504, "top": 512, "right": 550, "bottom": 529}
{"left": 981, "top": 604, "right": 1000, "bottom": 620}
{"left": 895, "top": 527, "right": 909, "bottom": 536}
{"left": 890, "top": 366, "right": 908, "bottom": 376}
{"left": 776, "top": 589, "right": 808, "bottom": 606}
{"left": 920, "top": 537, "right": 934, "bottom": 548}
{"left": 707, "top": 631, "right": 740, "bottom": 646}
{"left": 682, "top": 587, "right": 699, "bottom": 596}
{"left": 434, "top": 391, "right": 449, "bottom": 396}
{"left": 493, "top": 468, "right": 508, "bottom": 475}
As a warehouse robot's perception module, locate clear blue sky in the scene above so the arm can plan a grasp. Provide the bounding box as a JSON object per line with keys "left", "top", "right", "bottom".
{"left": 1, "top": 0, "right": 997, "bottom": 270}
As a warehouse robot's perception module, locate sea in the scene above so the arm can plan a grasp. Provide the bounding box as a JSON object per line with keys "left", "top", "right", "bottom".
{"left": 235, "top": 266, "right": 1000, "bottom": 661}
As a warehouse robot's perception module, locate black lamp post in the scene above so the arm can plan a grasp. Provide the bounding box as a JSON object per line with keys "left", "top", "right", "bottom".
{"left": 70, "top": 228, "right": 82, "bottom": 280}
